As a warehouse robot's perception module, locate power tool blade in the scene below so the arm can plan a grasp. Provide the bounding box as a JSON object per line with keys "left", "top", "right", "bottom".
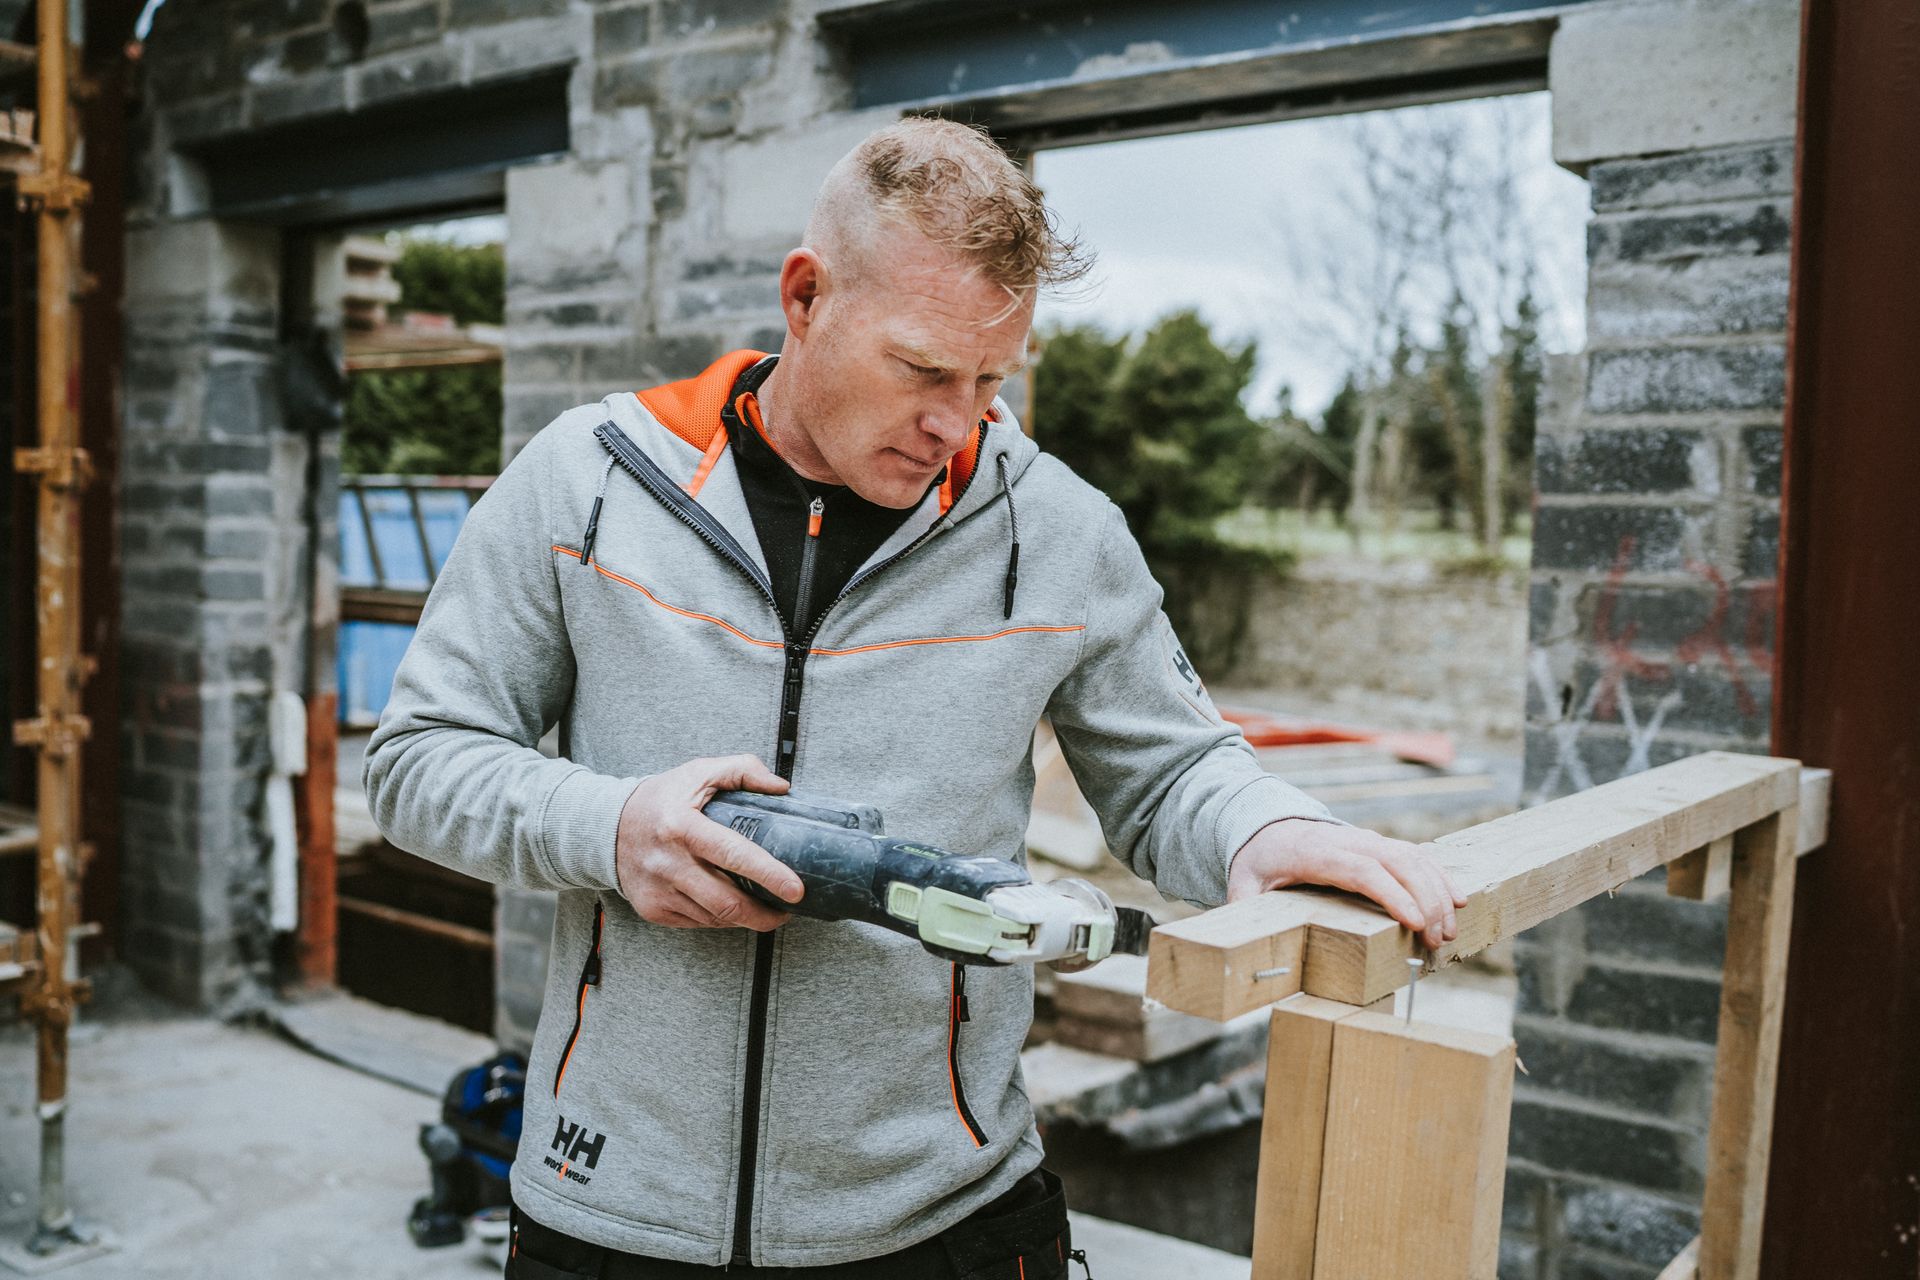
{"left": 1110, "top": 906, "right": 1156, "bottom": 956}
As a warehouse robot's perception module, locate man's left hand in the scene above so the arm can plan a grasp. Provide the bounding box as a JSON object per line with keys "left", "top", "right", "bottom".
{"left": 1226, "top": 819, "right": 1468, "bottom": 951}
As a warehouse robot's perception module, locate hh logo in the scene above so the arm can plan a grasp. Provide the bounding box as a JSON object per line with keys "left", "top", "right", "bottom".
{"left": 543, "top": 1114, "right": 606, "bottom": 1186}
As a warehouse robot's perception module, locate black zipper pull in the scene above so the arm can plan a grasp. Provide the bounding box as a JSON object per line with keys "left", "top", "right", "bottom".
{"left": 585, "top": 901, "right": 603, "bottom": 985}
{"left": 954, "top": 964, "right": 971, "bottom": 1022}
{"left": 579, "top": 494, "right": 605, "bottom": 567}
{"left": 580, "top": 454, "right": 614, "bottom": 567}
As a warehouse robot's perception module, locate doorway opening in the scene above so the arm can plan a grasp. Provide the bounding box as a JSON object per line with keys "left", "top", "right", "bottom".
{"left": 327, "top": 210, "right": 505, "bottom": 1034}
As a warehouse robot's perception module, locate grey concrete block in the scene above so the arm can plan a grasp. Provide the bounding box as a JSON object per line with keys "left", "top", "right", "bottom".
{"left": 1512, "top": 1017, "right": 1714, "bottom": 1116}
{"left": 595, "top": 41, "right": 773, "bottom": 113}
{"left": 1560, "top": 1183, "right": 1701, "bottom": 1269}
{"left": 447, "top": 0, "right": 569, "bottom": 28}
{"left": 1530, "top": 504, "right": 1696, "bottom": 573}
{"left": 1496, "top": 1236, "right": 1540, "bottom": 1280}
{"left": 1540, "top": 657, "right": 1770, "bottom": 740}
{"left": 1589, "top": 201, "right": 1790, "bottom": 265}
{"left": 467, "top": 15, "right": 583, "bottom": 79}
{"left": 503, "top": 341, "right": 582, "bottom": 383}
{"left": 1742, "top": 426, "right": 1783, "bottom": 498}
{"left": 1535, "top": 428, "right": 1714, "bottom": 497}
{"left": 1580, "top": 891, "right": 1730, "bottom": 972}
{"left": 277, "top": 28, "right": 337, "bottom": 75}
{"left": 1586, "top": 345, "right": 1788, "bottom": 416}
{"left": 1589, "top": 256, "right": 1791, "bottom": 342}
{"left": 166, "top": 93, "right": 248, "bottom": 145}
{"left": 353, "top": 46, "right": 463, "bottom": 105}
{"left": 1589, "top": 141, "right": 1795, "bottom": 212}
{"left": 1518, "top": 957, "right": 1723, "bottom": 1043}
{"left": 365, "top": 0, "right": 445, "bottom": 55}
{"left": 657, "top": 0, "right": 783, "bottom": 39}
{"left": 1509, "top": 1097, "right": 1703, "bottom": 1198}
{"left": 207, "top": 479, "right": 277, "bottom": 518}
{"left": 1549, "top": 0, "right": 1799, "bottom": 171}
{"left": 1568, "top": 580, "right": 1774, "bottom": 656}
{"left": 1743, "top": 508, "right": 1780, "bottom": 579}
{"left": 593, "top": 54, "right": 662, "bottom": 109}
{"left": 594, "top": 2, "right": 653, "bottom": 55}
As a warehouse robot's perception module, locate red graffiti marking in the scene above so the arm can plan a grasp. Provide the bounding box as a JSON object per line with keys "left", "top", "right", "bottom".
{"left": 1586, "top": 540, "right": 1777, "bottom": 726}
{"left": 1675, "top": 560, "right": 1757, "bottom": 719}
{"left": 1589, "top": 536, "right": 1670, "bottom": 721}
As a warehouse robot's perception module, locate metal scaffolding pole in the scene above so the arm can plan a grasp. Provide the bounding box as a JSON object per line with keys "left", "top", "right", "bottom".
{"left": 7, "top": 0, "right": 101, "bottom": 1260}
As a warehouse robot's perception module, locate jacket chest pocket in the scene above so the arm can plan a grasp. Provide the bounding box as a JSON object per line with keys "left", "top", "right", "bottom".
{"left": 552, "top": 898, "right": 604, "bottom": 1096}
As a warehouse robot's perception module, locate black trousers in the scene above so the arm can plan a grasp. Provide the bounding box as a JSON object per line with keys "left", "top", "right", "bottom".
{"left": 506, "top": 1167, "right": 1075, "bottom": 1280}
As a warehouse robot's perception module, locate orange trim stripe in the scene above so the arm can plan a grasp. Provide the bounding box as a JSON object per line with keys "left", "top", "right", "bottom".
{"left": 553, "top": 546, "right": 1083, "bottom": 654}
{"left": 554, "top": 547, "right": 782, "bottom": 650}
{"left": 684, "top": 429, "right": 729, "bottom": 499}
{"left": 555, "top": 980, "right": 589, "bottom": 1092}
{"left": 810, "top": 625, "right": 1082, "bottom": 656}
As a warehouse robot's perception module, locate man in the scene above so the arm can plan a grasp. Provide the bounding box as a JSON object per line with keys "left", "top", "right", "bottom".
{"left": 364, "top": 118, "right": 1463, "bottom": 1279}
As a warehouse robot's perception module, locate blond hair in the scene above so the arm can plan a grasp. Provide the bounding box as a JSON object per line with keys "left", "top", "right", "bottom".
{"left": 808, "top": 117, "right": 1093, "bottom": 303}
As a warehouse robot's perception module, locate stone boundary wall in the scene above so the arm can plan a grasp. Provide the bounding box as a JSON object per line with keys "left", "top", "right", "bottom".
{"left": 1216, "top": 561, "right": 1528, "bottom": 744}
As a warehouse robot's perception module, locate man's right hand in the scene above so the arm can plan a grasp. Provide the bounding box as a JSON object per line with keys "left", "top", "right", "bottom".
{"left": 614, "top": 755, "right": 805, "bottom": 931}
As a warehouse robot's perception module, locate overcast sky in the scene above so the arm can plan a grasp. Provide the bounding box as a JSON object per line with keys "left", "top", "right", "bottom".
{"left": 1031, "top": 90, "right": 1589, "bottom": 417}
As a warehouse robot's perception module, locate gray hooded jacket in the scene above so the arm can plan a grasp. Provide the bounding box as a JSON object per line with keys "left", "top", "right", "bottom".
{"left": 362, "top": 350, "right": 1338, "bottom": 1267}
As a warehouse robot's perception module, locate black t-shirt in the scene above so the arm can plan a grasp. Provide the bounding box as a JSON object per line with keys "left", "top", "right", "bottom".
{"left": 720, "top": 357, "right": 942, "bottom": 641}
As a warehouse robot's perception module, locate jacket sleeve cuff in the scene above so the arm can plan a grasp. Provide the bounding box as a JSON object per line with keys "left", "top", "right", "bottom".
{"left": 1216, "top": 773, "right": 1351, "bottom": 889}
{"left": 538, "top": 767, "right": 640, "bottom": 891}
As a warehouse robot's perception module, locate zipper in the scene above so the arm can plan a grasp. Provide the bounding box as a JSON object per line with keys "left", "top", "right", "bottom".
{"left": 593, "top": 421, "right": 778, "bottom": 612}
{"left": 553, "top": 898, "right": 603, "bottom": 1096}
{"left": 591, "top": 417, "right": 992, "bottom": 1265}
{"left": 948, "top": 963, "right": 987, "bottom": 1147}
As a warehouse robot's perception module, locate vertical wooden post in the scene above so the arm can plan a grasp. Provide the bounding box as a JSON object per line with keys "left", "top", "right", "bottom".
{"left": 1311, "top": 1012, "right": 1515, "bottom": 1279}
{"left": 1699, "top": 807, "right": 1799, "bottom": 1279}
{"left": 1251, "top": 997, "right": 1372, "bottom": 1279}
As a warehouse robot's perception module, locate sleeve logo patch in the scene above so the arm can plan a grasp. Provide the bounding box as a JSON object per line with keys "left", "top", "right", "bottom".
{"left": 1159, "top": 615, "right": 1218, "bottom": 717}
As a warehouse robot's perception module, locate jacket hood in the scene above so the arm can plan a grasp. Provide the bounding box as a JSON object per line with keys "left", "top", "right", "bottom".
{"left": 601, "top": 350, "right": 1040, "bottom": 528}
{"left": 600, "top": 349, "right": 1040, "bottom": 615}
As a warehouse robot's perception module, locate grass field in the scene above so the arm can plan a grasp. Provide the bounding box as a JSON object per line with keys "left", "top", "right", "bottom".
{"left": 1216, "top": 506, "right": 1532, "bottom": 576}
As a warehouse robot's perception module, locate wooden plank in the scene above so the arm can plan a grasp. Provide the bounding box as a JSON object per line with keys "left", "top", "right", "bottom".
{"left": 336, "top": 894, "right": 493, "bottom": 950}
{"left": 1698, "top": 807, "right": 1798, "bottom": 1280}
{"left": 1052, "top": 955, "right": 1227, "bottom": 1062}
{"left": 1310, "top": 1011, "right": 1515, "bottom": 1279}
{"left": 1053, "top": 953, "right": 1154, "bottom": 1025}
{"left": 1148, "top": 753, "right": 1801, "bottom": 1017}
{"left": 1795, "top": 767, "right": 1830, "bottom": 856}
{"left": 1146, "top": 895, "right": 1313, "bottom": 1021}
{"left": 1250, "top": 996, "right": 1376, "bottom": 1280}
{"left": 1668, "top": 834, "right": 1735, "bottom": 901}
{"left": 1657, "top": 1237, "right": 1700, "bottom": 1280}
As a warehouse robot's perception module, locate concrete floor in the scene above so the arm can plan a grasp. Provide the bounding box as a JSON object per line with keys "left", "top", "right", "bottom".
{"left": 0, "top": 970, "right": 1248, "bottom": 1279}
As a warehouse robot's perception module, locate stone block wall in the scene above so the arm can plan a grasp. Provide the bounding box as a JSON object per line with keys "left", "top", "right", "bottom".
{"left": 118, "top": 218, "right": 293, "bottom": 1010}
{"left": 1506, "top": 134, "right": 1794, "bottom": 1280}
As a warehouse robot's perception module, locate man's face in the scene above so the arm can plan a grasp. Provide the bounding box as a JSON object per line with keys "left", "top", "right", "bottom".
{"left": 782, "top": 224, "right": 1034, "bottom": 509}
